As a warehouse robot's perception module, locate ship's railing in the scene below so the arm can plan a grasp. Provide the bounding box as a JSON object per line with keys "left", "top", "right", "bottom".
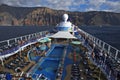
{"left": 78, "top": 28, "right": 120, "bottom": 60}
{"left": 0, "top": 72, "right": 49, "bottom": 80}
{"left": 77, "top": 28, "right": 120, "bottom": 80}
{"left": 0, "top": 31, "right": 48, "bottom": 58}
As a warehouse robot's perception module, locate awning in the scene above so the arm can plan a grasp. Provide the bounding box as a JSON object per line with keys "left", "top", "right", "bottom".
{"left": 39, "top": 39, "right": 47, "bottom": 43}
{"left": 49, "top": 31, "right": 77, "bottom": 39}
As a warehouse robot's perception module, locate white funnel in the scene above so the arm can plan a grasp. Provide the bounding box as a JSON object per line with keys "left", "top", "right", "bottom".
{"left": 63, "top": 14, "right": 68, "bottom": 22}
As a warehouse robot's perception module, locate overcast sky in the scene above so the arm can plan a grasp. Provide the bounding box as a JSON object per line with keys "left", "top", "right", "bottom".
{"left": 0, "top": 0, "right": 120, "bottom": 13}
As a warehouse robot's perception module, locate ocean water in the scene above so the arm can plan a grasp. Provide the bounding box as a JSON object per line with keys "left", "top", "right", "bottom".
{"left": 0, "top": 26, "right": 52, "bottom": 41}
{"left": 79, "top": 26, "right": 120, "bottom": 50}
{"left": 0, "top": 26, "right": 120, "bottom": 50}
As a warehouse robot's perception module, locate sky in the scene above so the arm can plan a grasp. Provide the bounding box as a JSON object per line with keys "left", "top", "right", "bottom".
{"left": 0, "top": 0, "right": 120, "bottom": 13}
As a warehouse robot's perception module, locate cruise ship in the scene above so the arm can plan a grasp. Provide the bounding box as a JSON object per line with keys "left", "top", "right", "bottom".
{"left": 0, "top": 14, "right": 120, "bottom": 80}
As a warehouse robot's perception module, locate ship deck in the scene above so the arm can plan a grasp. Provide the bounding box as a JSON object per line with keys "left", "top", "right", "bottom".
{"left": 0, "top": 39, "right": 107, "bottom": 80}
{"left": 0, "top": 29, "right": 120, "bottom": 80}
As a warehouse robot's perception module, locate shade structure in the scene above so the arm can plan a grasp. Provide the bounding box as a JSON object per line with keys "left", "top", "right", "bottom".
{"left": 38, "top": 37, "right": 51, "bottom": 43}
{"left": 39, "top": 39, "right": 47, "bottom": 43}
{"left": 49, "top": 31, "right": 76, "bottom": 39}
{"left": 44, "top": 37, "right": 51, "bottom": 42}
{"left": 71, "top": 41, "right": 81, "bottom": 45}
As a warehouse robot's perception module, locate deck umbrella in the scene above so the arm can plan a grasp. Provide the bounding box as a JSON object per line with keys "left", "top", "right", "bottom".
{"left": 71, "top": 41, "right": 81, "bottom": 45}
{"left": 39, "top": 39, "right": 47, "bottom": 43}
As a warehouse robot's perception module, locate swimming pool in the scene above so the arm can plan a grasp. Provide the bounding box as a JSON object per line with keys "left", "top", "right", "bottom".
{"left": 32, "top": 45, "right": 65, "bottom": 80}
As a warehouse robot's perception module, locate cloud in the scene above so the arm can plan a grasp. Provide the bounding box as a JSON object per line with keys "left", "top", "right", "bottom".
{"left": 88, "top": 0, "right": 106, "bottom": 9}
{"left": 40, "top": 0, "right": 74, "bottom": 10}
{"left": 0, "top": 0, "right": 41, "bottom": 7}
{"left": 1, "top": 0, "right": 21, "bottom": 6}
{"left": 0, "top": 0, "right": 120, "bottom": 13}
{"left": 105, "top": 1, "right": 120, "bottom": 12}
{"left": 86, "top": 8, "right": 97, "bottom": 11}
{"left": 84, "top": 0, "right": 120, "bottom": 12}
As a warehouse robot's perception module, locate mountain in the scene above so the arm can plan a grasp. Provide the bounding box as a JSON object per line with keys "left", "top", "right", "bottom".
{"left": 0, "top": 12, "right": 19, "bottom": 26}
{"left": 0, "top": 4, "right": 120, "bottom": 26}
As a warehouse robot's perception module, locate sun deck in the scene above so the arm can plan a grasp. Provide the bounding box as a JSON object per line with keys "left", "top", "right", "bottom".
{"left": 0, "top": 13, "right": 120, "bottom": 80}
{"left": 0, "top": 36, "right": 107, "bottom": 80}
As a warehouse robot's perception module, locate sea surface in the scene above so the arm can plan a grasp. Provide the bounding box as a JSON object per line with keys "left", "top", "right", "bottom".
{"left": 79, "top": 26, "right": 120, "bottom": 50}
{"left": 0, "top": 26, "right": 120, "bottom": 50}
{"left": 0, "top": 26, "right": 52, "bottom": 41}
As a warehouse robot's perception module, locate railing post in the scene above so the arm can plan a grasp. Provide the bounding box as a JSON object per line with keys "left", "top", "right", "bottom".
{"left": 108, "top": 45, "right": 111, "bottom": 56}
{"left": 99, "top": 40, "right": 101, "bottom": 47}
{"left": 115, "top": 50, "right": 118, "bottom": 60}
{"left": 93, "top": 37, "right": 95, "bottom": 42}
{"left": 96, "top": 39, "right": 99, "bottom": 45}
{"left": 7, "top": 40, "right": 10, "bottom": 46}
{"left": 102, "top": 42, "right": 105, "bottom": 50}
{"left": 20, "top": 36, "right": 22, "bottom": 41}
{"left": 15, "top": 38, "right": 17, "bottom": 43}
{"left": 38, "top": 33, "right": 40, "bottom": 38}
{"left": 36, "top": 33, "right": 39, "bottom": 38}
{"left": 109, "top": 70, "right": 111, "bottom": 79}
{"left": 35, "top": 33, "right": 37, "bottom": 38}
{"left": 92, "top": 37, "right": 94, "bottom": 42}
{"left": 30, "top": 34, "right": 32, "bottom": 39}
{"left": 91, "top": 36, "right": 92, "bottom": 41}
{"left": 39, "top": 32, "right": 41, "bottom": 36}
{"left": 90, "top": 36, "right": 92, "bottom": 41}
{"left": 28, "top": 35, "right": 30, "bottom": 39}
{"left": 25, "top": 36, "right": 28, "bottom": 41}
{"left": 33, "top": 34, "right": 35, "bottom": 38}
{"left": 31, "top": 34, "right": 33, "bottom": 38}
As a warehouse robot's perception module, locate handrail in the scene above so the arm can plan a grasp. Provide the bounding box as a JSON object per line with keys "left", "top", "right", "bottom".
{"left": 0, "top": 31, "right": 48, "bottom": 58}
{"left": 0, "top": 28, "right": 119, "bottom": 60}
{"left": 0, "top": 31, "right": 47, "bottom": 44}
{"left": 78, "top": 28, "right": 120, "bottom": 60}
{"left": 77, "top": 28, "right": 120, "bottom": 80}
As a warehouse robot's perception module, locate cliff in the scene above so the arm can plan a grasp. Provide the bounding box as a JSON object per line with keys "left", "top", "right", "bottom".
{"left": 0, "top": 4, "right": 120, "bottom": 26}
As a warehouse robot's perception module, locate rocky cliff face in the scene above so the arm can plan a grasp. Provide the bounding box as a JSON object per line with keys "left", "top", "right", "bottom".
{"left": 0, "top": 12, "right": 19, "bottom": 26}
{"left": 0, "top": 4, "right": 120, "bottom": 26}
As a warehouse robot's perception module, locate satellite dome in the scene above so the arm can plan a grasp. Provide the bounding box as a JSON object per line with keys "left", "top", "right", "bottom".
{"left": 63, "top": 14, "right": 68, "bottom": 22}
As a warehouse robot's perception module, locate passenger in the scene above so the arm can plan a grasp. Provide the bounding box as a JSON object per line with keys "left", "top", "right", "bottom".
{"left": 15, "top": 67, "right": 22, "bottom": 72}
{"left": 91, "top": 52, "right": 95, "bottom": 61}
{"left": 99, "top": 50, "right": 104, "bottom": 66}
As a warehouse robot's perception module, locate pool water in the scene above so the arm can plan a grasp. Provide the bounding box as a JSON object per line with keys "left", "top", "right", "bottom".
{"left": 40, "top": 59, "right": 59, "bottom": 70}
{"left": 32, "top": 45, "right": 65, "bottom": 80}
{"left": 48, "top": 46, "right": 64, "bottom": 58}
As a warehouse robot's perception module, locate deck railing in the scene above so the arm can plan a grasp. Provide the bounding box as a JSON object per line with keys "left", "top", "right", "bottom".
{"left": 0, "top": 31, "right": 48, "bottom": 58}
{"left": 77, "top": 28, "right": 120, "bottom": 80}
{"left": 78, "top": 28, "right": 120, "bottom": 61}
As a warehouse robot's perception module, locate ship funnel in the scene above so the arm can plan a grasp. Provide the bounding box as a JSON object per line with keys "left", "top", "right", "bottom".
{"left": 63, "top": 14, "right": 68, "bottom": 22}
